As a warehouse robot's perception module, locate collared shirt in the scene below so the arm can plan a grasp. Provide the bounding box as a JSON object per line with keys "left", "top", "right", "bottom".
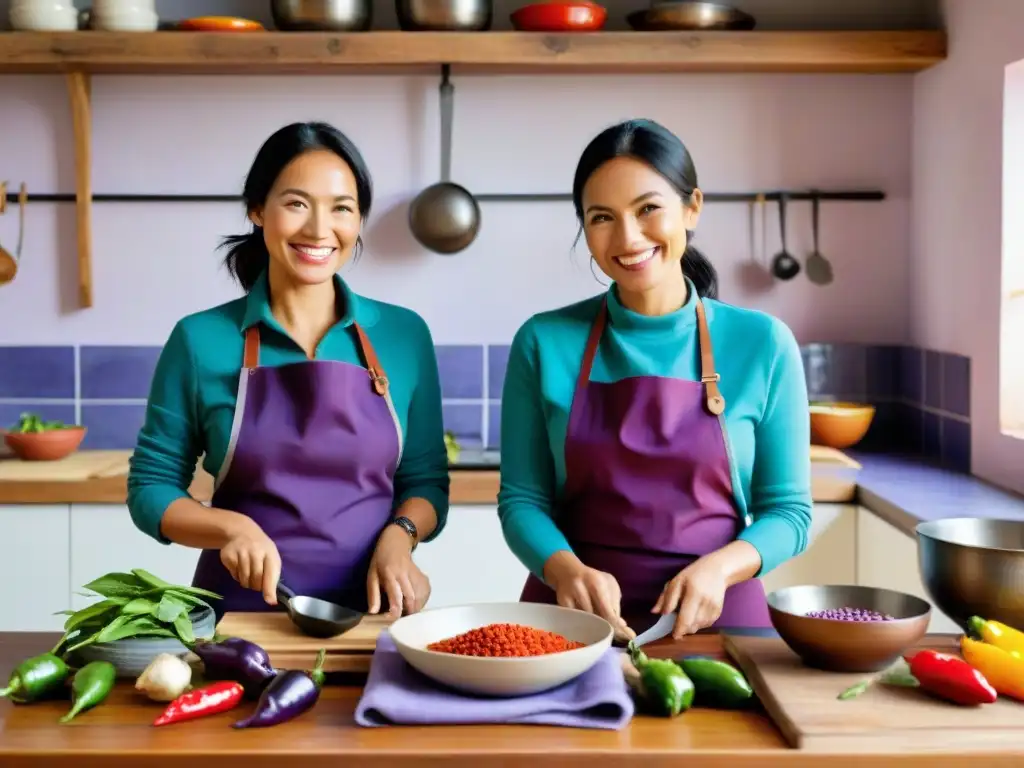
{"left": 127, "top": 271, "right": 449, "bottom": 543}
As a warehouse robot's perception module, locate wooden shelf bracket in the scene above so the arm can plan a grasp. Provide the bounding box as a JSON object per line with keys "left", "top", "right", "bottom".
{"left": 65, "top": 70, "right": 93, "bottom": 309}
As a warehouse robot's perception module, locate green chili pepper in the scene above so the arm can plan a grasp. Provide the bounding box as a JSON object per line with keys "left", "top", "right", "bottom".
{"left": 60, "top": 661, "right": 116, "bottom": 723}
{"left": 677, "top": 655, "right": 755, "bottom": 709}
{"left": 626, "top": 642, "right": 695, "bottom": 717}
{"left": 0, "top": 652, "right": 70, "bottom": 704}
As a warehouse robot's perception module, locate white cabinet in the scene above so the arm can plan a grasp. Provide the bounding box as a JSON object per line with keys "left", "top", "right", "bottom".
{"left": 413, "top": 505, "right": 529, "bottom": 608}
{"left": 69, "top": 504, "right": 200, "bottom": 610}
{"left": 760, "top": 503, "right": 858, "bottom": 595}
{"left": 0, "top": 504, "right": 71, "bottom": 631}
{"left": 855, "top": 508, "right": 960, "bottom": 634}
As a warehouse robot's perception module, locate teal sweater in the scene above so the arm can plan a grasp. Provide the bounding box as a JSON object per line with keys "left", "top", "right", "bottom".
{"left": 127, "top": 272, "right": 450, "bottom": 544}
{"left": 498, "top": 279, "right": 812, "bottom": 581}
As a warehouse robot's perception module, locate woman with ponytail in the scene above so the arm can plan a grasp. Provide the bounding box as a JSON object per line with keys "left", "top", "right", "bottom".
{"left": 500, "top": 119, "right": 811, "bottom": 639}
{"left": 128, "top": 122, "right": 449, "bottom": 620}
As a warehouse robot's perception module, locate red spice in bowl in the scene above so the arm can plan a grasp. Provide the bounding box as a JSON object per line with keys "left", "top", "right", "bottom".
{"left": 427, "top": 623, "right": 586, "bottom": 657}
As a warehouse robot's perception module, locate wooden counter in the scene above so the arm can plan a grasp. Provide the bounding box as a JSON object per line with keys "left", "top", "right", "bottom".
{"left": 1, "top": 630, "right": 1011, "bottom": 768}
{"left": 0, "top": 447, "right": 858, "bottom": 507}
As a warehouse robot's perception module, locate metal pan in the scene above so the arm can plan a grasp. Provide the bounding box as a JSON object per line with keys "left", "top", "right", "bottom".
{"left": 627, "top": 2, "right": 756, "bottom": 31}
{"left": 276, "top": 580, "right": 364, "bottom": 639}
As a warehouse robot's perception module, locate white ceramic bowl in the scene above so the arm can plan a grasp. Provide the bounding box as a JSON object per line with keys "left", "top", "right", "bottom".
{"left": 387, "top": 602, "right": 614, "bottom": 697}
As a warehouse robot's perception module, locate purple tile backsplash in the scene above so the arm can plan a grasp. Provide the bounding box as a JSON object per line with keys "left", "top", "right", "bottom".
{"left": 0, "top": 340, "right": 973, "bottom": 472}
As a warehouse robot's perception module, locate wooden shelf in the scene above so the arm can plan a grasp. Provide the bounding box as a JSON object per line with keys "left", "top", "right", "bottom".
{"left": 0, "top": 30, "right": 946, "bottom": 75}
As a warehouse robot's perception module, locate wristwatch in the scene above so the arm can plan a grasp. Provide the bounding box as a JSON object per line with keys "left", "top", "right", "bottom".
{"left": 391, "top": 515, "right": 419, "bottom": 549}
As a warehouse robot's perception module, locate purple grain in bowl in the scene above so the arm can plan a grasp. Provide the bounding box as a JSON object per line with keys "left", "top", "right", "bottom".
{"left": 805, "top": 606, "right": 896, "bottom": 622}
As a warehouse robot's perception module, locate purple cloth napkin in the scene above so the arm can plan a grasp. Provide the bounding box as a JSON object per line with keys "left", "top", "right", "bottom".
{"left": 354, "top": 632, "right": 634, "bottom": 729}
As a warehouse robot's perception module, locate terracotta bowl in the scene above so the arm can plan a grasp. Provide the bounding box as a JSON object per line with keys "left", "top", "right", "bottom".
{"left": 3, "top": 426, "right": 87, "bottom": 461}
{"left": 809, "top": 402, "right": 875, "bottom": 449}
{"left": 767, "top": 584, "right": 931, "bottom": 673}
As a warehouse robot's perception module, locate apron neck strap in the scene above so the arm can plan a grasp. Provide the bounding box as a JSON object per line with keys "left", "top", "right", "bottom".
{"left": 578, "top": 295, "right": 725, "bottom": 416}
{"left": 242, "top": 323, "right": 390, "bottom": 397}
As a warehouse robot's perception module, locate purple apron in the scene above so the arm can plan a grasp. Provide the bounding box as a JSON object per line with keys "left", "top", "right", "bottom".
{"left": 193, "top": 322, "right": 403, "bottom": 618}
{"left": 521, "top": 296, "right": 771, "bottom": 633}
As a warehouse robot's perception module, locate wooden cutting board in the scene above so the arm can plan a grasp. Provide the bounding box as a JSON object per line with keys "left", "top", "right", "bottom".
{"left": 216, "top": 612, "right": 395, "bottom": 673}
{"left": 0, "top": 449, "right": 133, "bottom": 481}
{"left": 723, "top": 634, "right": 1024, "bottom": 753}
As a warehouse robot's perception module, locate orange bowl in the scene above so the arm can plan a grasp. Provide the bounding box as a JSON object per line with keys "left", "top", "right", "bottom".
{"left": 809, "top": 402, "right": 875, "bottom": 449}
{"left": 3, "top": 427, "right": 87, "bottom": 461}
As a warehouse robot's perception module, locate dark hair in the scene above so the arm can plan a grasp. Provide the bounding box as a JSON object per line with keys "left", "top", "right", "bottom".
{"left": 571, "top": 118, "right": 718, "bottom": 300}
{"left": 220, "top": 121, "right": 374, "bottom": 292}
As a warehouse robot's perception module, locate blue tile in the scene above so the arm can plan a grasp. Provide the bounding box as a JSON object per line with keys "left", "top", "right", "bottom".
{"left": 80, "top": 346, "right": 161, "bottom": 399}
{"left": 442, "top": 403, "right": 483, "bottom": 447}
{"left": 899, "top": 403, "right": 924, "bottom": 456}
{"left": 487, "top": 403, "right": 501, "bottom": 449}
{"left": 866, "top": 345, "right": 900, "bottom": 400}
{"left": 924, "top": 350, "right": 943, "bottom": 410}
{"left": 80, "top": 404, "right": 146, "bottom": 450}
{"left": 0, "top": 403, "right": 77, "bottom": 433}
{"left": 801, "top": 344, "right": 833, "bottom": 399}
{"left": 435, "top": 345, "right": 483, "bottom": 399}
{"left": 0, "top": 346, "right": 75, "bottom": 398}
{"left": 922, "top": 411, "right": 941, "bottom": 461}
{"left": 858, "top": 401, "right": 899, "bottom": 452}
{"left": 488, "top": 345, "right": 510, "bottom": 400}
{"left": 942, "top": 353, "right": 970, "bottom": 418}
{"left": 899, "top": 346, "right": 923, "bottom": 403}
{"left": 831, "top": 343, "right": 867, "bottom": 399}
{"left": 941, "top": 417, "right": 971, "bottom": 474}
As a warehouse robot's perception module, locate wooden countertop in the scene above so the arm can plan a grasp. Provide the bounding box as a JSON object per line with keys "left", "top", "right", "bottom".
{"left": 2, "top": 630, "right": 1010, "bottom": 767}
{"left": 0, "top": 447, "right": 859, "bottom": 507}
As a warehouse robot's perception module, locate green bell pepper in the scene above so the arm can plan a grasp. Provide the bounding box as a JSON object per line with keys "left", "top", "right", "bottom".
{"left": 678, "top": 655, "right": 754, "bottom": 709}
{"left": 0, "top": 652, "right": 70, "bottom": 703}
{"left": 625, "top": 642, "right": 695, "bottom": 717}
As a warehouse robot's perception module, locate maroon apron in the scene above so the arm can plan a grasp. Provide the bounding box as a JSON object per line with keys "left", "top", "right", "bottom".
{"left": 521, "top": 296, "right": 771, "bottom": 633}
{"left": 193, "top": 322, "right": 403, "bottom": 619}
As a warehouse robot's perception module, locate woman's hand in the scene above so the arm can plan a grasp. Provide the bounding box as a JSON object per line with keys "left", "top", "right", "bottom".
{"left": 367, "top": 525, "right": 431, "bottom": 618}
{"left": 543, "top": 551, "right": 634, "bottom": 639}
{"left": 220, "top": 518, "right": 282, "bottom": 606}
{"left": 653, "top": 557, "right": 729, "bottom": 638}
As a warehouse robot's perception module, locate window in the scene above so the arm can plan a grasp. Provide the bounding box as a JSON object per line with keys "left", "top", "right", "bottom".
{"left": 1001, "top": 61, "right": 1024, "bottom": 438}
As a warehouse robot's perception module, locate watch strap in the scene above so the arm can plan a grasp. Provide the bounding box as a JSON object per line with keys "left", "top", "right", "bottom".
{"left": 391, "top": 516, "right": 418, "bottom": 549}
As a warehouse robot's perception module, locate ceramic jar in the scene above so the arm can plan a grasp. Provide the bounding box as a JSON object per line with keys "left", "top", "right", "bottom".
{"left": 9, "top": 0, "right": 79, "bottom": 31}
{"left": 90, "top": 0, "right": 159, "bottom": 31}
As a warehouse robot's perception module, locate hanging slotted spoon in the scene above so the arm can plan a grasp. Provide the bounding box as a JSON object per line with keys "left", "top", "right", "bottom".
{"left": 805, "top": 191, "right": 834, "bottom": 285}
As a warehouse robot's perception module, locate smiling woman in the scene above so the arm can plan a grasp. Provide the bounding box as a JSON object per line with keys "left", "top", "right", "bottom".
{"left": 126, "top": 122, "right": 450, "bottom": 622}
{"left": 499, "top": 119, "right": 813, "bottom": 641}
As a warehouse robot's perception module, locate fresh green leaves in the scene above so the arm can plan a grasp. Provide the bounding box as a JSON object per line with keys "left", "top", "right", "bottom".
{"left": 53, "top": 570, "right": 222, "bottom": 659}
{"left": 11, "top": 411, "right": 71, "bottom": 433}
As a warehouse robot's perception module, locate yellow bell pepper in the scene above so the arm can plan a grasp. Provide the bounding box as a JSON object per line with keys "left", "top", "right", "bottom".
{"left": 960, "top": 635, "right": 1024, "bottom": 700}
{"left": 967, "top": 615, "right": 1024, "bottom": 657}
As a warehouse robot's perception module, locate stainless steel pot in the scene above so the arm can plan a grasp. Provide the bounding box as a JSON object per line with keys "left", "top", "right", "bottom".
{"left": 396, "top": 0, "right": 492, "bottom": 31}
{"left": 271, "top": 0, "right": 373, "bottom": 31}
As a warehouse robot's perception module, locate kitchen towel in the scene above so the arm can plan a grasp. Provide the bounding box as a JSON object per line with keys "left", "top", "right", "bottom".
{"left": 354, "top": 632, "right": 634, "bottom": 729}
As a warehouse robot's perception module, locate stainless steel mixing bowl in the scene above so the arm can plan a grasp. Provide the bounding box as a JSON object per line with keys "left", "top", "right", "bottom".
{"left": 917, "top": 517, "right": 1024, "bottom": 630}
{"left": 766, "top": 584, "right": 931, "bottom": 673}
{"left": 395, "top": 0, "right": 492, "bottom": 31}
{"left": 272, "top": 0, "right": 373, "bottom": 31}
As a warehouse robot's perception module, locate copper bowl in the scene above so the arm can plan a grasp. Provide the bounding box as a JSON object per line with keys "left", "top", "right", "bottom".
{"left": 809, "top": 402, "right": 875, "bottom": 449}
{"left": 3, "top": 426, "right": 87, "bottom": 461}
{"left": 767, "top": 585, "right": 931, "bottom": 673}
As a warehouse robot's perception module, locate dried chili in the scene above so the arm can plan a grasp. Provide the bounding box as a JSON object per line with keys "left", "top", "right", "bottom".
{"left": 427, "top": 623, "right": 586, "bottom": 657}
{"left": 153, "top": 681, "right": 244, "bottom": 726}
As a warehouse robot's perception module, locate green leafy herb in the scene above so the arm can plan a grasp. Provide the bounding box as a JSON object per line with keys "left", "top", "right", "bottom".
{"left": 81, "top": 573, "right": 148, "bottom": 599}
{"left": 62, "top": 597, "right": 129, "bottom": 632}
{"left": 156, "top": 593, "right": 188, "bottom": 624}
{"left": 10, "top": 412, "right": 74, "bottom": 433}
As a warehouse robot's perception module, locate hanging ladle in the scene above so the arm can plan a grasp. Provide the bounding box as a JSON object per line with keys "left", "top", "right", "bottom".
{"left": 0, "top": 182, "right": 26, "bottom": 286}
{"left": 276, "top": 580, "right": 363, "bottom": 639}
{"left": 805, "top": 191, "right": 834, "bottom": 286}
{"left": 408, "top": 65, "right": 481, "bottom": 255}
{"left": 770, "top": 192, "right": 800, "bottom": 281}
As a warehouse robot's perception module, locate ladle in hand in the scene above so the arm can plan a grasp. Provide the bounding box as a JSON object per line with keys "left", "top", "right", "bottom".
{"left": 0, "top": 182, "right": 26, "bottom": 286}
{"left": 276, "top": 580, "right": 363, "bottom": 639}
{"left": 770, "top": 192, "right": 800, "bottom": 281}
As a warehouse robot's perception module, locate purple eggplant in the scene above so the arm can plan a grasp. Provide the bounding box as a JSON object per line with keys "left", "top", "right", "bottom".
{"left": 233, "top": 649, "right": 326, "bottom": 729}
{"left": 190, "top": 636, "right": 277, "bottom": 698}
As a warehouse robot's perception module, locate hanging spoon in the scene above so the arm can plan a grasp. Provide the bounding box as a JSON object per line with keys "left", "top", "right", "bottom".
{"left": 770, "top": 192, "right": 800, "bottom": 281}
{"left": 0, "top": 182, "right": 18, "bottom": 285}
{"left": 805, "top": 191, "right": 834, "bottom": 286}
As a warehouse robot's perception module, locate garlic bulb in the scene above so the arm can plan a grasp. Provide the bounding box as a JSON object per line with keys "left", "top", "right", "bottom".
{"left": 135, "top": 652, "right": 193, "bottom": 702}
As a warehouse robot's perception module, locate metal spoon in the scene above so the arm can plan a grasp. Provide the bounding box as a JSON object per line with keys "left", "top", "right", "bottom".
{"left": 770, "top": 192, "right": 800, "bottom": 281}
{"left": 276, "top": 580, "right": 364, "bottom": 639}
{"left": 805, "top": 191, "right": 834, "bottom": 285}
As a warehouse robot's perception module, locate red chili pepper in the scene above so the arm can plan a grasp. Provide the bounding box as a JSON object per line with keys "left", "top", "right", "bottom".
{"left": 153, "top": 681, "right": 245, "bottom": 726}
{"left": 904, "top": 650, "right": 998, "bottom": 706}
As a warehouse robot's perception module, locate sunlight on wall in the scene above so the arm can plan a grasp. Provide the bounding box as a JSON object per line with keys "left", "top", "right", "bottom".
{"left": 1001, "top": 61, "right": 1024, "bottom": 438}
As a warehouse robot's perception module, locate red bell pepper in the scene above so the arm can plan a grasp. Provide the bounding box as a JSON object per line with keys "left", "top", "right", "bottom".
{"left": 904, "top": 650, "right": 998, "bottom": 706}
{"left": 153, "top": 681, "right": 245, "bottom": 726}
